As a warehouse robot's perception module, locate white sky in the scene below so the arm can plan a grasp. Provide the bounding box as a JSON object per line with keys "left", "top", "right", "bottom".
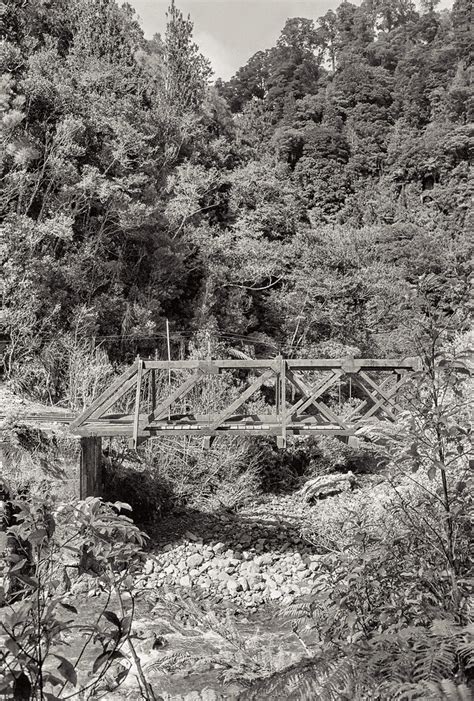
{"left": 128, "top": 0, "right": 454, "bottom": 80}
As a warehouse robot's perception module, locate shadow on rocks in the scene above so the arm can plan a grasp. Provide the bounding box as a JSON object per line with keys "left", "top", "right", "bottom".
{"left": 148, "top": 501, "right": 313, "bottom": 557}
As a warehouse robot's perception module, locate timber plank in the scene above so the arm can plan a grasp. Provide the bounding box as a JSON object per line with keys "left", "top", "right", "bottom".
{"left": 356, "top": 375, "right": 408, "bottom": 422}
{"left": 358, "top": 371, "right": 404, "bottom": 414}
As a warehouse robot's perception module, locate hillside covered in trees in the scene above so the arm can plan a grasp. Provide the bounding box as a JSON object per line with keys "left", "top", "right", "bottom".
{"left": 1, "top": 0, "right": 472, "bottom": 401}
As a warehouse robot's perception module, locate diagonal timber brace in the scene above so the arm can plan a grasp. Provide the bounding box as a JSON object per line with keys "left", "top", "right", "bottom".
{"left": 350, "top": 372, "right": 408, "bottom": 422}
{"left": 209, "top": 368, "right": 276, "bottom": 431}
{"left": 286, "top": 368, "right": 348, "bottom": 429}
{"left": 146, "top": 369, "right": 205, "bottom": 424}
{"left": 70, "top": 362, "right": 140, "bottom": 430}
{"left": 287, "top": 368, "right": 343, "bottom": 418}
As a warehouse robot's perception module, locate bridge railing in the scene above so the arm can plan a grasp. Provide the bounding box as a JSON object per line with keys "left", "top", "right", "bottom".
{"left": 70, "top": 356, "right": 422, "bottom": 448}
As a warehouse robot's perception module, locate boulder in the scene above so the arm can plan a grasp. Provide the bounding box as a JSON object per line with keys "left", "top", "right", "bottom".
{"left": 300, "top": 471, "right": 356, "bottom": 501}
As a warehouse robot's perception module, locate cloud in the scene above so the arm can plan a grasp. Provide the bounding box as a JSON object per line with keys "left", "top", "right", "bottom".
{"left": 194, "top": 30, "right": 236, "bottom": 80}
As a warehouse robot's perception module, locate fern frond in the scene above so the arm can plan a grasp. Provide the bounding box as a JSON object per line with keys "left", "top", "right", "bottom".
{"left": 412, "top": 637, "right": 457, "bottom": 683}
{"left": 384, "top": 679, "right": 473, "bottom": 701}
{"left": 291, "top": 657, "right": 354, "bottom": 701}
{"left": 144, "top": 651, "right": 192, "bottom": 674}
{"left": 457, "top": 640, "right": 474, "bottom": 672}
{"left": 238, "top": 654, "right": 355, "bottom": 701}
{"left": 427, "top": 679, "right": 473, "bottom": 701}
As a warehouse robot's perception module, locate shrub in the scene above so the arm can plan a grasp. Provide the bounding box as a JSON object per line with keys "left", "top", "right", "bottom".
{"left": 0, "top": 493, "right": 153, "bottom": 699}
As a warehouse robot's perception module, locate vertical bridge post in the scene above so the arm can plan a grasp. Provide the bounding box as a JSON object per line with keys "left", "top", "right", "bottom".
{"left": 132, "top": 358, "right": 144, "bottom": 449}
{"left": 277, "top": 355, "right": 287, "bottom": 448}
{"left": 80, "top": 437, "right": 102, "bottom": 498}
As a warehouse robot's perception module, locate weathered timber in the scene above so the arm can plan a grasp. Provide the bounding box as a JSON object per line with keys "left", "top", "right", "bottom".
{"left": 70, "top": 356, "right": 421, "bottom": 447}
{"left": 80, "top": 437, "right": 102, "bottom": 498}
{"left": 286, "top": 368, "right": 343, "bottom": 418}
{"left": 209, "top": 369, "right": 275, "bottom": 431}
{"left": 147, "top": 370, "right": 204, "bottom": 423}
{"left": 69, "top": 363, "right": 138, "bottom": 430}
{"left": 132, "top": 359, "right": 144, "bottom": 446}
{"left": 277, "top": 355, "right": 287, "bottom": 448}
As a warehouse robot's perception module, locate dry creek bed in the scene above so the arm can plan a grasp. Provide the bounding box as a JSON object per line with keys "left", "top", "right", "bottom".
{"left": 71, "top": 494, "right": 331, "bottom": 700}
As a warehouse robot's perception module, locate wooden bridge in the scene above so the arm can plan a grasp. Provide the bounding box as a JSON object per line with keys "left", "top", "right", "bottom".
{"left": 70, "top": 356, "right": 421, "bottom": 449}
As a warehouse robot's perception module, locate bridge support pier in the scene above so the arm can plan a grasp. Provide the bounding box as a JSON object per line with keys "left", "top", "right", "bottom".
{"left": 80, "top": 437, "right": 102, "bottom": 499}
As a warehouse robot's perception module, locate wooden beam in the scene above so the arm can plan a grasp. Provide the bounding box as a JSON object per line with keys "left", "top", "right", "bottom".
{"left": 286, "top": 368, "right": 342, "bottom": 417}
{"left": 142, "top": 358, "right": 421, "bottom": 371}
{"left": 278, "top": 356, "right": 287, "bottom": 448}
{"left": 147, "top": 370, "right": 204, "bottom": 423}
{"left": 132, "top": 359, "right": 144, "bottom": 448}
{"left": 150, "top": 369, "right": 156, "bottom": 414}
{"left": 143, "top": 359, "right": 279, "bottom": 370}
{"left": 358, "top": 371, "right": 404, "bottom": 414}
{"left": 287, "top": 358, "right": 420, "bottom": 370}
{"left": 208, "top": 369, "right": 275, "bottom": 431}
{"left": 286, "top": 368, "right": 349, "bottom": 429}
{"left": 80, "top": 437, "right": 102, "bottom": 498}
{"left": 354, "top": 374, "right": 408, "bottom": 422}
{"left": 345, "top": 375, "right": 393, "bottom": 421}
{"left": 350, "top": 376, "right": 398, "bottom": 421}
{"left": 70, "top": 363, "right": 138, "bottom": 430}
{"left": 311, "top": 399, "right": 349, "bottom": 430}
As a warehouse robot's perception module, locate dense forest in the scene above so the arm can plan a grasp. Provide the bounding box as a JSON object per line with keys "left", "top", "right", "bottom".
{"left": 1, "top": 0, "right": 472, "bottom": 402}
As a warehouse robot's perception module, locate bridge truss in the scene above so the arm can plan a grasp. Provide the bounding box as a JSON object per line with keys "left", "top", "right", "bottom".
{"left": 70, "top": 356, "right": 421, "bottom": 448}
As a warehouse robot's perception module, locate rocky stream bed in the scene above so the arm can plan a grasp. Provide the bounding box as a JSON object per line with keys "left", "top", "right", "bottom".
{"left": 78, "top": 493, "right": 335, "bottom": 700}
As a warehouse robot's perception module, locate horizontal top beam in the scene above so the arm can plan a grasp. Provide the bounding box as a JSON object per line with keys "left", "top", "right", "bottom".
{"left": 142, "top": 357, "right": 421, "bottom": 371}
{"left": 143, "top": 359, "right": 279, "bottom": 370}
{"left": 287, "top": 358, "right": 421, "bottom": 371}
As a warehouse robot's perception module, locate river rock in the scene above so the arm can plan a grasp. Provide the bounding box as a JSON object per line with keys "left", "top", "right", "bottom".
{"left": 143, "top": 558, "right": 155, "bottom": 575}
{"left": 187, "top": 553, "right": 204, "bottom": 569}
{"left": 237, "top": 577, "right": 249, "bottom": 591}
{"left": 227, "top": 578, "right": 241, "bottom": 594}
